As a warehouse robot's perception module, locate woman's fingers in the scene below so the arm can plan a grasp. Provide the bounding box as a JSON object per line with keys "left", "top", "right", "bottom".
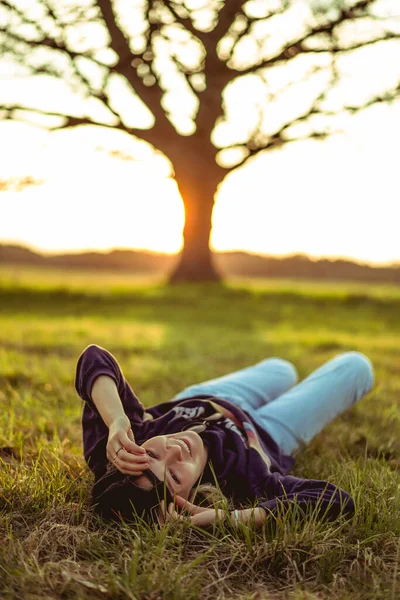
{"left": 108, "top": 437, "right": 148, "bottom": 464}
{"left": 118, "top": 430, "right": 146, "bottom": 455}
{"left": 106, "top": 445, "right": 149, "bottom": 474}
{"left": 113, "top": 447, "right": 148, "bottom": 464}
{"left": 159, "top": 502, "right": 219, "bottom": 528}
{"left": 160, "top": 500, "right": 225, "bottom": 529}
{"left": 173, "top": 496, "right": 205, "bottom": 515}
{"left": 107, "top": 446, "right": 145, "bottom": 463}
{"left": 106, "top": 423, "right": 149, "bottom": 473}
{"left": 159, "top": 501, "right": 173, "bottom": 525}
{"left": 168, "top": 503, "right": 180, "bottom": 517}
{"left": 173, "top": 495, "right": 190, "bottom": 509}
{"left": 158, "top": 502, "right": 186, "bottom": 526}
{"left": 106, "top": 456, "right": 145, "bottom": 475}
{"left": 167, "top": 503, "right": 186, "bottom": 523}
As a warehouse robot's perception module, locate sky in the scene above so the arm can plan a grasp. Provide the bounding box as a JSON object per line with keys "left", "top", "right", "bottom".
{"left": 1, "top": 0, "right": 400, "bottom": 266}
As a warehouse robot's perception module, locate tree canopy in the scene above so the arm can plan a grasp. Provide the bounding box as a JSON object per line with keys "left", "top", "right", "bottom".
{"left": 1, "top": 0, "right": 399, "bottom": 281}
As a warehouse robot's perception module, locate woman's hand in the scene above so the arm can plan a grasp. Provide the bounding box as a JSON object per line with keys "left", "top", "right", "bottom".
{"left": 159, "top": 496, "right": 225, "bottom": 528}
{"left": 106, "top": 415, "right": 149, "bottom": 476}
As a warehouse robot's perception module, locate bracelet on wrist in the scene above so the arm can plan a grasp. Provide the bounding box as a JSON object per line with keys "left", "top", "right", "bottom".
{"left": 225, "top": 509, "right": 240, "bottom": 528}
{"left": 221, "top": 509, "right": 242, "bottom": 529}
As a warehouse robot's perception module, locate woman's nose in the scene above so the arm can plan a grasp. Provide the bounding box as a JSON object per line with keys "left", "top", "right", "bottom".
{"left": 166, "top": 441, "right": 183, "bottom": 460}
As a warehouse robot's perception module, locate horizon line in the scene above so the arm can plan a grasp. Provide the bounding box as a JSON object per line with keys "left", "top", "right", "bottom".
{"left": 1, "top": 241, "right": 399, "bottom": 269}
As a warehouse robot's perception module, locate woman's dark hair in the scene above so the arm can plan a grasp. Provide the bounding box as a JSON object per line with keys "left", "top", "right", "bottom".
{"left": 91, "top": 464, "right": 173, "bottom": 524}
{"left": 90, "top": 462, "right": 232, "bottom": 525}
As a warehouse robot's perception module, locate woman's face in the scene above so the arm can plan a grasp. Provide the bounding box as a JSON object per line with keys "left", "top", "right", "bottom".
{"left": 135, "top": 431, "right": 208, "bottom": 499}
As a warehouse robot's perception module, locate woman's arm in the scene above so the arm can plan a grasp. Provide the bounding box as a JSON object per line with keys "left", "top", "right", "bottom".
{"left": 76, "top": 345, "right": 150, "bottom": 475}
{"left": 91, "top": 374, "right": 149, "bottom": 475}
{"left": 258, "top": 474, "right": 356, "bottom": 523}
{"left": 236, "top": 476, "right": 355, "bottom": 527}
{"left": 168, "top": 472, "right": 355, "bottom": 529}
{"left": 91, "top": 375, "right": 131, "bottom": 429}
{"left": 166, "top": 497, "right": 267, "bottom": 528}
{"left": 75, "top": 344, "right": 146, "bottom": 423}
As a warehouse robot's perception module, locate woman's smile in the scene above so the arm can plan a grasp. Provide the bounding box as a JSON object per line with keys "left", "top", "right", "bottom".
{"left": 168, "top": 436, "right": 191, "bottom": 456}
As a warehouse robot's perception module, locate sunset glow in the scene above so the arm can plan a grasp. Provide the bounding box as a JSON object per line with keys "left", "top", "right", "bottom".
{"left": 1, "top": 105, "right": 400, "bottom": 267}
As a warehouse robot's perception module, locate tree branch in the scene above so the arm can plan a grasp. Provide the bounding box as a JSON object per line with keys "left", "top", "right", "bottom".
{"left": 165, "top": 1, "right": 207, "bottom": 43}
{"left": 0, "top": 27, "right": 112, "bottom": 70}
{"left": 228, "top": 76, "right": 400, "bottom": 171}
{"left": 1, "top": 0, "right": 178, "bottom": 151}
{"left": 296, "top": 32, "right": 399, "bottom": 55}
{"left": 235, "top": 0, "right": 391, "bottom": 75}
{"left": 1, "top": 27, "right": 124, "bottom": 129}
{"left": 97, "top": 0, "right": 178, "bottom": 144}
{"left": 168, "top": 52, "right": 200, "bottom": 98}
{"left": 220, "top": 2, "right": 289, "bottom": 66}
{"left": 1, "top": 0, "right": 399, "bottom": 173}
{"left": 1, "top": 0, "right": 39, "bottom": 29}
{"left": 212, "top": 0, "right": 248, "bottom": 43}
{"left": 0, "top": 104, "right": 157, "bottom": 144}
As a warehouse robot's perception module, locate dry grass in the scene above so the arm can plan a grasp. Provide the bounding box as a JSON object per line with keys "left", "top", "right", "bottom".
{"left": 0, "top": 267, "right": 399, "bottom": 599}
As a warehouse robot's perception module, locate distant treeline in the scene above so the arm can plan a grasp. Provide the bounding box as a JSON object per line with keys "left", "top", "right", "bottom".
{"left": 1, "top": 244, "right": 400, "bottom": 284}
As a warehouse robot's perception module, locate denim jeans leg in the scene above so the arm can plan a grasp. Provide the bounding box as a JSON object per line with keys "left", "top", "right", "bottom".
{"left": 253, "top": 352, "right": 375, "bottom": 455}
{"left": 172, "top": 358, "right": 298, "bottom": 413}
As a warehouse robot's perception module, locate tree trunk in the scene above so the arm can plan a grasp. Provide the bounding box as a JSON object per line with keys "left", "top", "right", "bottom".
{"left": 169, "top": 163, "right": 223, "bottom": 283}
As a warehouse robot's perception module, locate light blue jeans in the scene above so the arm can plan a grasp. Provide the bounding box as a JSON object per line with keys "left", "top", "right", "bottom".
{"left": 172, "top": 352, "right": 375, "bottom": 455}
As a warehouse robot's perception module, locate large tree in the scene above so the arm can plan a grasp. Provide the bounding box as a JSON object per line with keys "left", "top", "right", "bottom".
{"left": 1, "top": 0, "right": 399, "bottom": 281}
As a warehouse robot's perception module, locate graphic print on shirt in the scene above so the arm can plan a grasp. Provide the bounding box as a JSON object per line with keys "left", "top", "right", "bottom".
{"left": 171, "top": 405, "right": 249, "bottom": 448}
{"left": 172, "top": 406, "right": 206, "bottom": 419}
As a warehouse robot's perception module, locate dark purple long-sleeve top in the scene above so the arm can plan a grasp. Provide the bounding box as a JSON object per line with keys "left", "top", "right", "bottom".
{"left": 76, "top": 345, "right": 355, "bottom": 522}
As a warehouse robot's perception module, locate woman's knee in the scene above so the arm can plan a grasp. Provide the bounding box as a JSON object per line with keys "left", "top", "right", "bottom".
{"left": 259, "top": 357, "right": 299, "bottom": 385}
{"left": 335, "top": 351, "right": 375, "bottom": 392}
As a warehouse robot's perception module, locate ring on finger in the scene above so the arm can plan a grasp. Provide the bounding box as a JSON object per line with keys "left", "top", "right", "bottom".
{"left": 111, "top": 447, "right": 123, "bottom": 463}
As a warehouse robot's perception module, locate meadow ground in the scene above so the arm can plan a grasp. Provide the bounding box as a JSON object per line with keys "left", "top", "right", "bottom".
{"left": 0, "top": 266, "right": 399, "bottom": 600}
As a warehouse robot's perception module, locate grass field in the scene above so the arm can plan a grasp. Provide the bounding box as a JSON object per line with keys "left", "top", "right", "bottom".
{"left": 0, "top": 265, "right": 399, "bottom": 599}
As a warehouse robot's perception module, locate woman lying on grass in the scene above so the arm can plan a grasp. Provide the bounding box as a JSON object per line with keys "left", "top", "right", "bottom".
{"left": 75, "top": 345, "right": 374, "bottom": 528}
